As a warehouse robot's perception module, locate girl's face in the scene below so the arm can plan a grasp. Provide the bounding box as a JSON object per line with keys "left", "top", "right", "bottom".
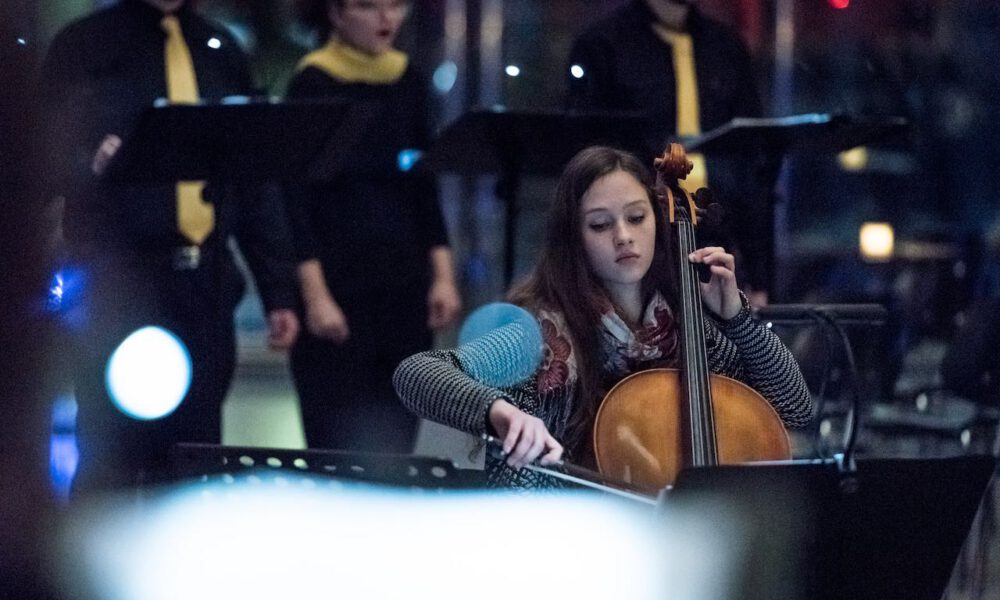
{"left": 331, "top": 0, "right": 409, "bottom": 56}
{"left": 579, "top": 169, "right": 656, "bottom": 299}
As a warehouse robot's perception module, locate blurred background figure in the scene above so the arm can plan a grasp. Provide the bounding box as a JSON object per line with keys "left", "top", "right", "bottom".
{"left": 567, "top": 0, "right": 778, "bottom": 304}
{"left": 1, "top": 2, "right": 55, "bottom": 598}
{"left": 38, "top": 0, "right": 300, "bottom": 496}
{"left": 285, "top": 0, "right": 461, "bottom": 453}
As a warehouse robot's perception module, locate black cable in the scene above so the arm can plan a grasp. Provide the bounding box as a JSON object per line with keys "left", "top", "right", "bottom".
{"left": 812, "top": 308, "right": 861, "bottom": 474}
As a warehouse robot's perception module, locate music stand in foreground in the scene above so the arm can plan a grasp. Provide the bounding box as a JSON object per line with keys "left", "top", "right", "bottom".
{"left": 171, "top": 443, "right": 486, "bottom": 490}
{"left": 669, "top": 454, "right": 996, "bottom": 600}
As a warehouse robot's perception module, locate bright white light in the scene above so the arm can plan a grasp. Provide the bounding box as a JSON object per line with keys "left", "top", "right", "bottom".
{"left": 207, "top": 37, "right": 222, "bottom": 49}
{"left": 105, "top": 326, "right": 191, "bottom": 420}
{"left": 17, "top": 37, "right": 28, "bottom": 46}
{"left": 432, "top": 60, "right": 458, "bottom": 93}
{"left": 505, "top": 64, "right": 521, "bottom": 77}
{"left": 58, "top": 480, "right": 742, "bottom": 600}
{"left": 859, "top": 222, "right": 894, "bottom": 262}
{"left": 570, "top": 64, "right": 585, "bottom": 79}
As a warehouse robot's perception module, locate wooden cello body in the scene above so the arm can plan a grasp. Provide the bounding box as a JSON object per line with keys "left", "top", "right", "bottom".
{"left": 592, "top": 144, "right": 790, "bottom": 490}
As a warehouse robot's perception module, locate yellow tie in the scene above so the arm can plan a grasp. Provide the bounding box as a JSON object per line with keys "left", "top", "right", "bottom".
{"left": 653, "top": 25, "right": 708, "bottom": 194}
{"left": 162, "top": 15, "right": 213, "bottom": 245}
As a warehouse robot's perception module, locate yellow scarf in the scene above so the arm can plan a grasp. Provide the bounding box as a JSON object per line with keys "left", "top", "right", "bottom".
{"left": 296, "top": 37, "right": 408, "bottom": 84}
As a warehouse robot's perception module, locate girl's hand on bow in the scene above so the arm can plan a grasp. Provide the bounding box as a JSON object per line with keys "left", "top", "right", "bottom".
{"left": 488, "top": 399, "right": 563, "bottom": 469}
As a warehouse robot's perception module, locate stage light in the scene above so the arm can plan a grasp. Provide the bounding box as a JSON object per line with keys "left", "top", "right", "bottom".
{"left": 433, "top": 60, "right": 458, "bottom": 93}
{"left": 397, "top": 148, "right": 424, "bottom": 172}
{"left": 46, "top": 270, "right": 64, "bottom": 312}
{"left": 837, "top": 146, "right": 868, "bottom": 172}
{"left": 504, "top": 64, "right": 521, "bottom": 77}
{"left": 105, "top": 326, "right": 192, "bottom": 420}
{"left": 56, "top": 480, "right": 743, "bottom": 600}
{"left": 859, "top": 222, "right": 894, "bottom": 262}
{"left": 828, "top": 0, "right": 850, "bottom": 9}
{"left": 570, "top": 64, "right": 585, "bottom": 79}
{"left": 458, "top": 303, "right": 544, "bottom": 387}
{"left": 49, "top": 395, "right": 79, "bottom": 502}
{"left": 207, "top": 37, "right": 221, "bottom": 49}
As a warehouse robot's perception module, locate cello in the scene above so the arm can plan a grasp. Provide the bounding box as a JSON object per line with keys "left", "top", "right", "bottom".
{"left": 591, "top": 143, "right": 791, "bottom": 490}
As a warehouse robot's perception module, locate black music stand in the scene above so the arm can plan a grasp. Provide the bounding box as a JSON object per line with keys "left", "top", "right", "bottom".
{"left": 104, "top": 98, "right": 350, "bottom": 183}
{"left": 426, "top": 108, "right": 654, "bottom": 284}
{"left": 669, "top": 455, "right": 996, "bottom": 600}
{"left": 687, "top": 113, "right": 908, "bottom": 156}
{"left": 171, "top": 443, "right": 486, "bottom": 490}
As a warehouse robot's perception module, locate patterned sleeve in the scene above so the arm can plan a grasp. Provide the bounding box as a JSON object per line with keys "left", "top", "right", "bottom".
{"left": 392, "top": 322, "right": 536, "bottom": 436}
{"left": 393, "top": 321, "right": 576, "bottom": 490}
{"left": 703, "top": 296, "right": 814, "bottom": 428}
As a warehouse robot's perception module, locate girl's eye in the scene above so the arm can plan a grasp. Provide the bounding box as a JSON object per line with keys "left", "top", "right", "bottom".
{"left": 627, "top": 213, "right": 646, "bottom": 224}
{"left": 588, "top": 221, "right": 611, "bottom": 232}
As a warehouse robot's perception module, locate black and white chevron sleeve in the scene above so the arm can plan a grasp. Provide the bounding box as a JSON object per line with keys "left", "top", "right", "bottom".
{"left": 392, "top": 322, "right": 539, "bottom": 436}
{"left": 703, "top": 298, "right": 815, "bottom": 428}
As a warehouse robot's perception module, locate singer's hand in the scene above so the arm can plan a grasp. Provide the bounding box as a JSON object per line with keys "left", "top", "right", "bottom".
{"left": 488, "top": 399, "right": 563, "bottom": 469}
{"left": 306, "top": 293, "right": 350, "bottom": 343}
{"left": 266, "top": 309, "right": 300, "bottom": 350}
{"left": 427, "top": 277, "right": 461, "bottom": 331}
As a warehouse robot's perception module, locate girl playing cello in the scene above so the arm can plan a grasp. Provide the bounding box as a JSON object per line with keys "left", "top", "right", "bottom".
{"left": 394, "top": 145, "right": 812, "bottom": 489}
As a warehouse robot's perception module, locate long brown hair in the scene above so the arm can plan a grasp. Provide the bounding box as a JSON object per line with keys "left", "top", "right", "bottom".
{"left": 509, "top": 146, "right": 676, "bottom": 454}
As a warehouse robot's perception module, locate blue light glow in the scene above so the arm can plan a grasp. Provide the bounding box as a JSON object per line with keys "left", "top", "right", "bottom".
{"left": 46, "top": 271, "right": 65, "bottom": 312}
{"left": 397, "top": 149, "right": 424, "bottom": 172}
{"left": 105, "top": 326, "right": 192, "bottom": 420}
{"left": 457, "top": 303, "right": 544, "bottom": 387}
{"left": 505, "top": 65, "right": 521, "bottom": 77}
{"left": 49, "top": 395, "right": 79, "bottom": 502}
{"left": 432, "top": 60, "right": 458, "bottom": 93}
{"left": 49, "top": 266, "right": 87, "bottom": 320}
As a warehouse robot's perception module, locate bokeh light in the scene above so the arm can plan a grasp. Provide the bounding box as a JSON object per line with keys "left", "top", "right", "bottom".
{"left": 457, "top": 303, "right": 543, "bottom": 387}
{"left": 105, "top": 326, "right": 192, "bottom": 420}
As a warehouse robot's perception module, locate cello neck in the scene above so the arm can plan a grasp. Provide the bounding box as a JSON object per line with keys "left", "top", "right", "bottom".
{"left": 655, "top": 144, "right": 717, "bottom": 468}
{"left": 672, "top": 204, "right": 717, "bottom": 467}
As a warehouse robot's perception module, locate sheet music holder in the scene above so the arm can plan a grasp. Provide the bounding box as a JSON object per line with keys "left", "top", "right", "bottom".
{"left": 104, "top": 98, "right": 350, "bottom": 183}
{"left": 171, "top": 443, "right": 486, "bottom": 490}
{"left": 668, "top": 455, "right": 996, "bottom": 600}
{"left": 426, "top": 107, "right": 653, "bottom": 176}
{"left": 687, "top": 113, "right": 908, "bottom": 156}
{"left": 754, "top": 303, "right": 888, "bottom": 326}
{"left": 426, "top": 107, "right": 654, "bottom": 283}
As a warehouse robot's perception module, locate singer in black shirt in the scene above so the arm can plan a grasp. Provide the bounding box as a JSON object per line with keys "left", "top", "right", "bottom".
{"left": 39, "top": 0, "right": 300, "bottom": 495}
{"left": 568, "top": 0, "right": 779, "bottom": 299}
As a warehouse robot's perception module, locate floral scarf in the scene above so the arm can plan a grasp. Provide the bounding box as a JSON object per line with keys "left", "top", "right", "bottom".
{"left": 534, "top": 292, "right": 679, "bottom": 397}
{"left": 599, "top": 291, "right": 679, "bottom": 377}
